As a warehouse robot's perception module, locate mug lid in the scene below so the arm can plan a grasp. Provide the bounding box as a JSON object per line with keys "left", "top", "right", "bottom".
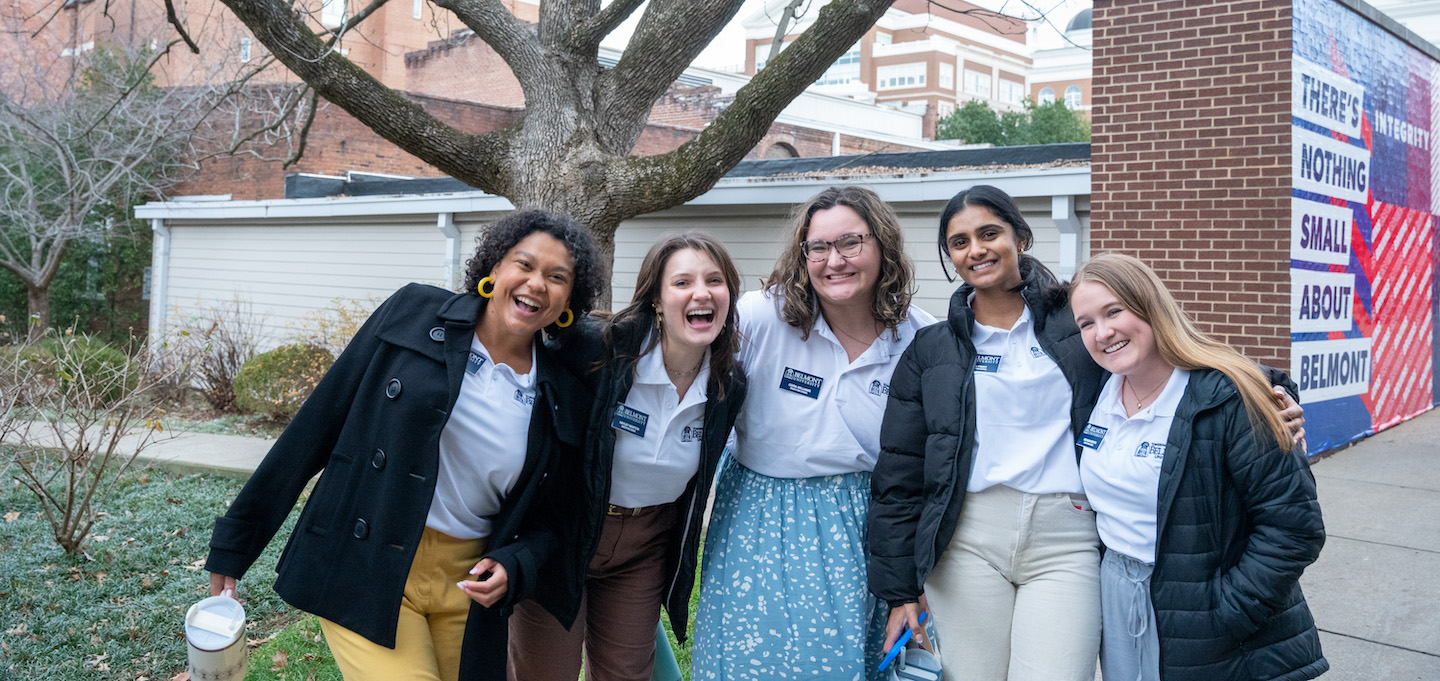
{"left": 185, "top": 595, "right": 246, "bottom": 650}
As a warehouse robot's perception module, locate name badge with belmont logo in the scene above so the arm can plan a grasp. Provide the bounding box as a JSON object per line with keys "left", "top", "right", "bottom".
{"left": 779, "top": 367, "right": 824, "bottom": 399}
{"left": 466, "top": 351, "right": 488, "bottom": 376}
{"left": 1078, "top": 423, "right": 1108, "bottom": 449}
{"left": 975, "top": 354, "right": 1002, "bottom": 373}
{"left": 611, "top": 403, "right": 649, "bottom": 438}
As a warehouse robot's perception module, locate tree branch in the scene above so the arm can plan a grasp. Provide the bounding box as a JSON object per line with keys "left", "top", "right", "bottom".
{"left": 163, "top": 0, "right": 200, "bottom": 54}
{"left": 282, "top": 89, "right": 320, "bottom": 168}
{"left": 215, "top": 0, "right": 515, "bottom": 194}
{"left": 576, "top": 0, "right": 646, "bottom": 46}
{"left": 602, "top": 0, "right": 899, "bottom": 216}
{"left": 430, "top": 0, "right": 546, "bottom": 86}
{"left": 595, "top": 0, "right": 746, "bottom": 152}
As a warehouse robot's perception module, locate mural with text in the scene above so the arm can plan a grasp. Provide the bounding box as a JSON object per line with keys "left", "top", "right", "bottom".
{"left": 1292, "top": 0, "right": 1438, "bottom": 453}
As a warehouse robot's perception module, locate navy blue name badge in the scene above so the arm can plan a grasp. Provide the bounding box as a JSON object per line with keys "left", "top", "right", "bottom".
{"left": 466, "top": 351, "right": 488, "bottom": 376}
{"left": 975, "top": 354, "right": 1003, "bottom": 373}
{"left": 779, "top": 367, "right": 824, "bottom": 399}
{"left": 611, "top": 403, "right": 649, "bottom": 437}
{"left": 1078, "top": 423, "right": 1108, "bottom": 449}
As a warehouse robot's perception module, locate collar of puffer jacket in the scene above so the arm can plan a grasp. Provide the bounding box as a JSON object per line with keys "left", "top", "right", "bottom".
{"left": 946, "top": 255, "right": 1067, "bottom": 338}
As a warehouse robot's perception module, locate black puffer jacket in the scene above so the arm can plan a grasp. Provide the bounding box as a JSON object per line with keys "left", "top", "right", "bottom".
{"left": 558, "top": 316, "right": 746, "bottom": 641}
{"left": 1152, "top": 368, "right": 1326, "bottom": 681}
{"left": 868, "top": 260, "right": 1106, "bottom": 604}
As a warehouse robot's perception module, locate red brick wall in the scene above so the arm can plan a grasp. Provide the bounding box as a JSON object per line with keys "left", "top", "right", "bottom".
{"left": 1091, "top": 0, "right": 1293, "bottom": 371}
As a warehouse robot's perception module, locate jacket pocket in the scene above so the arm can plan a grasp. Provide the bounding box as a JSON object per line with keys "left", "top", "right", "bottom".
{"left": 303, "top": 451, "right": 355, "bottom": 536}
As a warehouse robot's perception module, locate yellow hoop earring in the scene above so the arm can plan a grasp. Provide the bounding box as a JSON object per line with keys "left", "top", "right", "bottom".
{"left": 555, "top": 308, "right": 575, "bottom": 328}
{"left": 477, "top": 276, "right": 495, "bottom": 298}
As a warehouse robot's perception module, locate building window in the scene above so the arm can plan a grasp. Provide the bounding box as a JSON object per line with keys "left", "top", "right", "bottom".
{"left": 964, "top": 69, "right": 992, "bottom": 98}
{"left": 60, "top": 41, "right": 95, "bottom": 57}
{"left": 240, "top": 37, "right": 252, "bottom": 63}
{"left": 1065, "top": 85, "right": 1083, "bottom": 108}
{"left": 321, "top": 0, "right": 345, "bottom": 27}
{"left": 815, "top": 41, "right": 861, "bottom": 86}
{"left": 999, "top": 79, "right": 1024, "bottom": 105}
{"left": 937, "top": 100, "right": 955, "bottom": 118}
{"left": 877, "top": 62, "right": 926, "bottom": 90}
{"left": 939, "top": 62, "right": 955, "bottom": 91}
{"left": 765, "top": 142, "right": 799, "bottom": 159}
{"left": 755, "top": 41, "right": 791, "bottom": 71}
{"left": 413, "top": 0, "right": 422, "bottom": 18}
{"left": 1039, "top": 87, "right": 1056, "bottom": 104}
{"left": 875, "top": 32, "right": 892, "bottom": 46}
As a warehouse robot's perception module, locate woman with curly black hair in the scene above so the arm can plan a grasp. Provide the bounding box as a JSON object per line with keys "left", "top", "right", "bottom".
{"left": 204, "top": 209, "right": 606, "bottom": 681}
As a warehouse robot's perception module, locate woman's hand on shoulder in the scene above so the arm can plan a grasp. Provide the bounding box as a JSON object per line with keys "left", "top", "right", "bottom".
{"left": 456, "top": 558, "right": 508, "bottom": 608}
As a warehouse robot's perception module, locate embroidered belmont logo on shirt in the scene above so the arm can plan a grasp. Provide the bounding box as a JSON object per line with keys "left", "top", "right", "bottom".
{"left": 513, "top": 389, "right": 534, "bottom": 406}
{"left": 1135, "top": 441, "right": 1166, "bottom": 459}
{"left": 975, "top": 354, "right": 1003, "bottom": 373}
{"left": 1030, "top": 346, "right": 1045, "bottom": 359}
{"left": 779, "top": 367, "right": 824, "bottom": 398}
{"left": 1078, "top": 423, "right": 1108, "bottom": 449}
{"left": 466, "top": 351, "right": 488, "bottom": 376}
{"left": 680, "top": 425, "right": 704, "bottom": 443}
{"left": 868, "top": 380, "right": 890, "bottom": 396}
{"left": 611, "top": 403, "right": 649, "bottom": 437}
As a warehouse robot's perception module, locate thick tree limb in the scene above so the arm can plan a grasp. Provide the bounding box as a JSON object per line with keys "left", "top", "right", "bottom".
{"left": 430, "top": 0, "right": 547, "bottom": 89}
{"left": 576, "top": 0, "right": 646, "bottom": 47}
{"left": 215, "top": 0, "right": 515, "bottom": 195}
{"left": 602, "top": 0, "right": 899, "bottom": 217}
{"left": 163, "top": 0, "right": 201, "bottom": 54}
{"left": 595, "top": 0, "right": 745, "bottom": 153}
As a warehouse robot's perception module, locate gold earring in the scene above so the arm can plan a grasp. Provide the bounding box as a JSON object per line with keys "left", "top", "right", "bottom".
{"left": 477, "top": 276, "right": 495, "bottom": 298}
{"left": 555, "top": 308, "right": 575, "bottom": 328}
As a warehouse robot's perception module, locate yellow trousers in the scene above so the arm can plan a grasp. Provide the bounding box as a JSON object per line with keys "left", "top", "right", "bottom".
{"left": 320, "top": 528, "right": 486, "bottom": 681}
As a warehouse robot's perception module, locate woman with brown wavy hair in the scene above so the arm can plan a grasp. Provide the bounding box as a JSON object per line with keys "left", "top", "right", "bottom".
{"left": 691, "top": 185, "right": 935, "bottom": 681}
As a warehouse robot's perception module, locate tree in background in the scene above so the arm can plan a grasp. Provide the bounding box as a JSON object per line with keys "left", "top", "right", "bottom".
{"left": 937, "top": 98, "right": 1090, "bottom": 146}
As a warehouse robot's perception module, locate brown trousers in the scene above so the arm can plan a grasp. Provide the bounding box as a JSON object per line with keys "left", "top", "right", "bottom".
{"left": 507, "top": 503, "right": 678, "bottom": 681}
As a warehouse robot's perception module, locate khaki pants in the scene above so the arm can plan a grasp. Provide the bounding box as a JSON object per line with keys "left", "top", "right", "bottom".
{"left": 925, "top": 484, "right": 1102, "bottom": 681}
{"left": 320, "top": 527, "right": 486, "bottom": 681}
{"left": 508, "top": 504, "right": 677, "bottom": 681}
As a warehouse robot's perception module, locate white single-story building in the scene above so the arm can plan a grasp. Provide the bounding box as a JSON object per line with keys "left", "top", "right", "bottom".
{"left": 136, "top": 146, "right": 1091, "bottom": 352}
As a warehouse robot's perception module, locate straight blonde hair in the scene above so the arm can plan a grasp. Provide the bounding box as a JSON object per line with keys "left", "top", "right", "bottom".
{"left": 1071, "top": 253, "right": 1292, "bottom": 450}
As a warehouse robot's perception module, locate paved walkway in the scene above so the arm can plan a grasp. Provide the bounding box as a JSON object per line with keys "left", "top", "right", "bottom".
{"left": 134, "top": 408, "right": 1440, "bottom": 678}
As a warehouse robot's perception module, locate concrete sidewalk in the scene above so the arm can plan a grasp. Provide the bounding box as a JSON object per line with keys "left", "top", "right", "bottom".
{"left": 135, "top": 409, "right": 1440, "bottom": 678}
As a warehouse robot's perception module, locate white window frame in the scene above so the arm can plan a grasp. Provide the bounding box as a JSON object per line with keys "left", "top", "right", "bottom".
{"left": 964, "top": 69, "right": 992, "bottom": 98}
{"left": 939, "top": 62, "right": 955, "bottom": 91}
{"left": 1039, "top": 87, "right": 1056, "bottom": 104}
{"left": 876, "top": 62, "right": 926, "bottom": 90}
{"left": 240, "top": 37, "right": 252, "bottom": 63}
{"left": 413, "top": 0, "right": 423, "bottom": 18}
{"left": 937, "top": 100, "right": 955, "bottom": 118}
{"left": 815, "top": 41, "right": 862, "bottom": 86}
{"left": 999, "top": 79, "right": 1025, "bottom": 105}
{"left": 321, "top": 0, "right": 345, "bottom": 28}
{"left": 755, "top": 40, "right": 790, "bottom": 71}
{"left": 1065, "top": 85, "right": 1083, "bottom": 108}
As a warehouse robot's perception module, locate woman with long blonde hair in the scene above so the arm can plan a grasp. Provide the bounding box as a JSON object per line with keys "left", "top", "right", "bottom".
{"left": 1069, "top": 253, "right": 1326, "bottom": 681}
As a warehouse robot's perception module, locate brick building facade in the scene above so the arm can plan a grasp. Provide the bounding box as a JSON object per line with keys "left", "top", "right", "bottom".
{"left": 1090, "top": 0, "right": 1293, "bottom": 370}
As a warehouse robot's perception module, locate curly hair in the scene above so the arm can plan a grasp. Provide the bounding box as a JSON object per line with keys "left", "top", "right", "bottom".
{"left": 605, "top": 232, "right": 743, "bottom": 401}
{"left": 461, "top": 209, "right": 607, "bottom": 334}
{"left": 761, "top": 185, "right": 916, "bottom": 340}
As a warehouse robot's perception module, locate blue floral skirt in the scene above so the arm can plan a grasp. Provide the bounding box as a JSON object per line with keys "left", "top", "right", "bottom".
{"left": 691, "top": 459, "right": 887, "bottom": 681}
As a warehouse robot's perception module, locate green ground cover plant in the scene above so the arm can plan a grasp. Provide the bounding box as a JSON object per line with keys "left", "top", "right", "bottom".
{"left": 0, "top": 471, "right": 302, "bottom": 680}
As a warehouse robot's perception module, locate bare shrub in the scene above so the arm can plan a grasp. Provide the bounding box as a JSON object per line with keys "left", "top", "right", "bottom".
{"left": 169, "top": 297, "right": 265, "bottom": 412}
{"left": 0, "top": 330, "right": 178, "bottom": 554}
{"left": 292, "top": 295, "right": 381, "bottom": 358}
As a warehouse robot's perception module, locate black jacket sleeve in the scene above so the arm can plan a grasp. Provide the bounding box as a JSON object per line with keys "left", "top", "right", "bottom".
{"left": 868, "top": 344, "right": 929, "bottom": 606}
{"left": 1212, "top": 402, "right": 1325, "bottom": 641}
{"left": 204, "top": 289, "right": 399, "bottom": 580}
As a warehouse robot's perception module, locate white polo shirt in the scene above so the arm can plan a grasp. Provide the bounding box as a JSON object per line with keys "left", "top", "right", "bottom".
{"left": 968, "top": 303, "right": 1081, "bottom": 494}
{"left": 426, "top": 335, "right": 536, "bottom": 540}
{"left": 608, "top": 337, "right": 711, "bottom": 508}
{"left": 732, "top": 289, "right": 937, "bottom": 479}
{"left": 1078, "top": 367, "right": 1191, "bottom": 564}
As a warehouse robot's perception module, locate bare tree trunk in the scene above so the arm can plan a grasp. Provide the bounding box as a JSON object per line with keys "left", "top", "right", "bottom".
{"left": 25, "top": 282, "right": 49, "bottom": 342}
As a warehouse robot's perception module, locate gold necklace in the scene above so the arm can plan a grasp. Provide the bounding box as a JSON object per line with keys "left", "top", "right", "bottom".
{"left": 665, "top": 355, "right": 704, "bottom": 378}
{"left": 1124, "top": 375, "right": 1166, "bottom": 410}
{"left": 831, "top": 319, "right": 882, "bottom": 347}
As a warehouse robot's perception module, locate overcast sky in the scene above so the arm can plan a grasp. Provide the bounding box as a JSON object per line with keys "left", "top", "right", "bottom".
{"left": 599, "top": 0, "right": 1093, "bottom": 69}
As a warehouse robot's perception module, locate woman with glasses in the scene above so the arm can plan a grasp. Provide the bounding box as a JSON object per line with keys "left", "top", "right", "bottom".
{"left": 691, "top": 186, "right": 936, "bottom": 681}
{"left": 868, "top": 186, "right": 1306, "bottom": 681}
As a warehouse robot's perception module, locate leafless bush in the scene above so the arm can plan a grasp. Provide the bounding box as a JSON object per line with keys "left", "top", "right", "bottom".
{"left": 0, "top": 331, "right": 178, "bottom": 554}
{"left": 292, "top": 295, "right": 381, "bottom": 358}
{"left": 169, "top": 297, "right": 265, "bottom": 412}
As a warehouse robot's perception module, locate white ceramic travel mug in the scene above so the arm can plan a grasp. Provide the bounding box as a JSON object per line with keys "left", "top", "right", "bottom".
{"left": 185, "top": 593, "right": 248, "bottom": 681}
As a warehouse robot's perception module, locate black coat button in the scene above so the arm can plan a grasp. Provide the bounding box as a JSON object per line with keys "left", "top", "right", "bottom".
{"left": 429, "top": 327, "right": 445, "bottom": 342}
{"left": 353, "top": 519, "right": 369, "bottom": 540}
{"left": 371, "top": 449, "right": 386, "bottom": 470}
{"left": 386, "top": 378, "right": 402, "bottom": 399}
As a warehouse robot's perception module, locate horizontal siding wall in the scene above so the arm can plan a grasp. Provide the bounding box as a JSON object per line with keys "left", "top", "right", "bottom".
{"left": 162, "top": 217, "right": 452, "bottom": 349}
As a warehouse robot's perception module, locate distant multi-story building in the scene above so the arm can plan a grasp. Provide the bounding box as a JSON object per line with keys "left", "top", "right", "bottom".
{"left": 742, "top": 0, "right": 1095, "bottom": 135}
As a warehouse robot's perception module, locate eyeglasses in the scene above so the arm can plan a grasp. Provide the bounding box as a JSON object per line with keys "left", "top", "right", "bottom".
{"left": 802, "top": 233, "right": 869, "bottom": 262}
